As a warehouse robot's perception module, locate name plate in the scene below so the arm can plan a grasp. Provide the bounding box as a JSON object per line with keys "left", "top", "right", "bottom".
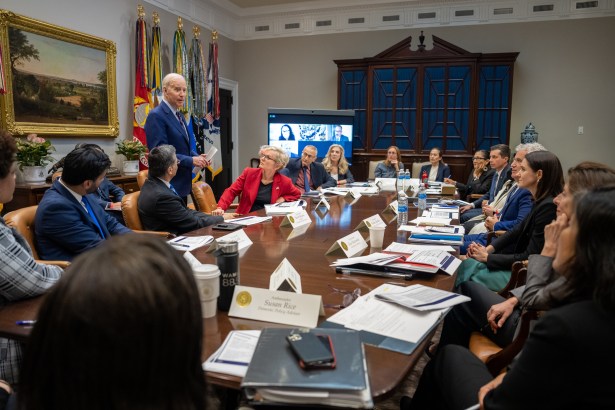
{"left": 354, "top": 214, "right": 387, "bottom": 237}
{"left": 325, "top": 230, "right": 368, "bottom": 257}
{"left": 280, "top": 209, "right": 312, "bottom": 228}
{"left": 269, "top": 258, "right": 302, "bottom": 293}
{"left": 229, "top": 285, "right": 323, "bottom": 328}
{"left": 207, "top": 229, "right": 253, "bottom": 252}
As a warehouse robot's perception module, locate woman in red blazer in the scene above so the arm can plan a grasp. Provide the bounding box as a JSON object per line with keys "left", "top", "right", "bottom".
{"left": 213, "top": 145, "right": 301, "bottom": 215}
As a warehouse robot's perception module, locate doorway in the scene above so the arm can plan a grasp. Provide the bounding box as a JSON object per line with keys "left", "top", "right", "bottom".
{"left": 206, "top": 88, "right": 232, "bottom": 199}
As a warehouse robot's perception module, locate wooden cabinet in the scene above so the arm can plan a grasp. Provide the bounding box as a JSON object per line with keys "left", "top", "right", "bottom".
{"left": 336, "top": 34, "right": 518, "bottom": 182}
{"left": 2, "top": 174, "right": 139, "bottom": 215}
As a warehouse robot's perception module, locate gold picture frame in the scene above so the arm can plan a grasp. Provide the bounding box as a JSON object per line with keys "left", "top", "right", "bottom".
{"left": 0, "top": 10, "right": 119, "bottom": 137}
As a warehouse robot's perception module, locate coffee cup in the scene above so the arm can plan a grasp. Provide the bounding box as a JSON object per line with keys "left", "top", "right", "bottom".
{"left": 193, "top": 264, "right": 221, "bottom": 318}
{"left": 368, "top": 226, "right": 386, "bottom": 248}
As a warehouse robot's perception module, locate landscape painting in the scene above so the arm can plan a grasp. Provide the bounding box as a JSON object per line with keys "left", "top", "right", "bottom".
{"left": 0, "top": 10, "right": 119, "bottom": 137}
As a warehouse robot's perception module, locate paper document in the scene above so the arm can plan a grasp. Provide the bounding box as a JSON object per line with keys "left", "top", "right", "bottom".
{"left": 203, "top": 330, "right": 261, "bottom": 377}
{"left": 409, "top": 217, "right": 453, "bottom": 226}
{"left": 168, "top": 235, "right": 214, "bottom": 251}
{"left": 265, "top": 200, "right": 307, "bottom": 215}
{"left": 374, "top": 284, "right": 470, "bottom": 311}
{"left": 230, "top": 216, "right": 272, "bottom": 226}
{"left": 384, "top": 242, "right": 456, "bottom": 253}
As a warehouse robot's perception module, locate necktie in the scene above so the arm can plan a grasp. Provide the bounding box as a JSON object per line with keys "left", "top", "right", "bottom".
{"left": 169, "top": 184, "right": 179, "bottom": 196}
{"left": 303, "top": 167, "right": 310, "bottom": 193}
{"left": 82, "top": 196, "right": 106, "bottom": 239}
{"left": 175, "top": 111, "right": 187, "bottom": 136}
{"left": 490, "top": 172, "right": 500, "bottom": 200}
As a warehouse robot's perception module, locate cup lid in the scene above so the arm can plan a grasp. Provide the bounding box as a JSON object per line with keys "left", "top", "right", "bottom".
{"left": 193, "top": 264, "right": 220, "bottom": 277}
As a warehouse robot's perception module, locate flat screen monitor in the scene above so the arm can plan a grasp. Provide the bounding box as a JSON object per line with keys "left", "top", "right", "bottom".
{"left": 267, "top": 108, "right": 354, "bottom": 161}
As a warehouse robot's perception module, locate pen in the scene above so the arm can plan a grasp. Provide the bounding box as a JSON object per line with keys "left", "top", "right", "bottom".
{"left": 16, "top": 320, "right": 36, "bottom": 326}
{"left": 173, "top": 236, "right": 187, "bottom": 243}
{"left": 170, "top": 243, "right": 190, "bottom": 248}
{"left": 231, "top": 216, "right": 255, "bottom": 223}
{"left": 335, "top": 267, "right": 414, "bottom": 280}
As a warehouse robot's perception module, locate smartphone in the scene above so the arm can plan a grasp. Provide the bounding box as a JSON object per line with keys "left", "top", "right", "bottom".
{"left": 212, "top": 223, "right": 242, "bottom": 231}
{"left": 287, "top": 332, "right": 336, "bottom": 369}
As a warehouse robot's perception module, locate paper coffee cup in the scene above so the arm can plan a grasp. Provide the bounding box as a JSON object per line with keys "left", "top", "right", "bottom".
{"left": 368, "top": 226, "right": 386, "bottom": 248}
{"left": 193, "top": 264, "right": 220, "bottom": 318}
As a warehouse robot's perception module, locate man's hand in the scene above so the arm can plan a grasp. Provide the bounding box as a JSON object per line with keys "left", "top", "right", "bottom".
{"left": 482, "top": 205, "right": 495, "bottom": 217}
{"left": 211, "top": 207, "right": 224, "bottom": 216}
{"left": 484, "top": 216, "right": 497, "bottom": 231}
{"left": 460, "top": 204, "right": 472, "bottom": 213}
{"left": 486, "top": 297, "right": 519, "bottom": 333}
{"left": 192, "top": 156, "right": 208, "bottom": 168}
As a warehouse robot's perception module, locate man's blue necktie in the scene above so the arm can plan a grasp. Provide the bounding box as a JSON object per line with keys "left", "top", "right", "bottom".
{"left": 170, "top": 184, "right": 179, "bottom": 196}
{"left": 490, "top": 172, "right": 500, "bottom": 201}
{"left": 82, "top": 196, "right": 106, "bottom": 239}
{"left": 176, "top": 111, "right": 187, "bottom": 136}
{"left": 303, "top": 167, "right": 310, "bottom": 193}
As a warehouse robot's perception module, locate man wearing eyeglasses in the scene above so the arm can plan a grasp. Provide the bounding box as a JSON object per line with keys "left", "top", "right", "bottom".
{"left": 280, "top": 145, "right": 336, "bottom": 193}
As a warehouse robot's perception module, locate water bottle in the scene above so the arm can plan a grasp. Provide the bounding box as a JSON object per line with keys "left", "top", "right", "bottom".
{"left": 397, "top": 170, "right": 403, "bottom": 190}
{"left": 397, "top": 190, "right": 408, "bottom": 227}
{"left": 418, "top": 183, "right": 428, "bottom": 215}
{"left": 215, "top": 241, "right": 239, "bottom": 311}
{"left": 404, "top": 170, "right": 411, "bottom": 191}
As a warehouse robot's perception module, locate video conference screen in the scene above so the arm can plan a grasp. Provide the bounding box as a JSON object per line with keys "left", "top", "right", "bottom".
{"left": 267, "top": 108, "right": 355, "bottom": 161}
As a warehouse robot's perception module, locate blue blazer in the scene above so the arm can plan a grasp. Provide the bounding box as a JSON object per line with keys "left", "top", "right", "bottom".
{"left": 280, "top": 158, "right": 336, "bottom": 189}
{"left": 471, "top": 165, "right": 512, "bottom": 207}
{"left": 90, "top": 178, "right": 125, "bottom": 209}
{"left": 419, "top": 163, "right": 451, "bottom": 182}
{"left": 35, "top": 180, "right": 131, "bottom": 261}
{"left": 494, "top": 185, "right": 533, "bottom": 231}
{"left": 144, "top": 102, "right": 197, "bottom": 198}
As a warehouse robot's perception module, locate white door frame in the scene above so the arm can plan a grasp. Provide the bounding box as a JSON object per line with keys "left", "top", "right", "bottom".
{"left": 219, "top": 77, "right": 239, "bottom": 180}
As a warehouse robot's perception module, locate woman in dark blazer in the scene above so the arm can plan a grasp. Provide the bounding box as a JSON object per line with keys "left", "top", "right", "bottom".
{"left": 213, "top": 145, "right": 301, "bottom": 215}
{"left": 419, "top": 147, "right": 451, "bottom": 182}
{"left": 321, "top": 144, "right": 354, "bottom": 185}
{"left": 406, "top": 185, "right": 615, "bottom": 410}
{"left": 455, "top": 151, "right": 564, "bottom": 291}
{"left": 444, "top": 150, "right": 494, "bottom": 200}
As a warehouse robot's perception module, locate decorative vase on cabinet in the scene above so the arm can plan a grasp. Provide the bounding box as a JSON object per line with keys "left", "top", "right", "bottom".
{"left": 22, "top": 166, "right": 47, "bottom": 185}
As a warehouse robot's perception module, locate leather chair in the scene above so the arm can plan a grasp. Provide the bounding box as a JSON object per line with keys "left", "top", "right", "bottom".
{"left": 191, "top": 181, "right": 218, "bottom": 213}
{"left": 468, "top": 261, "right": 537, "bottom": 376}
{"left": 136, "top": 170, "right": 148, "bottom": 189}
{"left": 368, "top": 161, "right": 381, "bottom": 180}
{"left": 411, "top": 161, "right": 430, "bottom": 179}
{"left": 120, "top": 192, "right": 172, "bottom": 237}
{"left": 250, "top": 158, "right": 260, "bottom": 168}
{"left": 51, "top": 171, "right": 62, "bottom": 182}
{"left": 4, "top": 206, "right": 70, "bottom": 268}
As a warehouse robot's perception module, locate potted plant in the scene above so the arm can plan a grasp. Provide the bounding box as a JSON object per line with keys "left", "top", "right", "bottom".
{"left": 15, "top": 134, "right": 56, "bottom": 184}
{"left": 115, "top": 139, "right": 146, "bottom": 175}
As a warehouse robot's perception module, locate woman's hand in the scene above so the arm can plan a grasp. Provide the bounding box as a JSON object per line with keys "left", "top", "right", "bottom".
{"left": 467, "top": 242, "right": 490, "bottom": 263}
{"left": 211, "top": 207, "right": 224, "bottom": 216}
{"left": 487, "top": 297, "right": 519, "bottom": 333}
{"left": 478, "top": 372, "right": 506, "bottom": 409}
{"left": 484, "top": 216, "right": 498, "bottom": 231}
{"left": 443, "top": 177, "right": 456, "bottom": 185}
{"left": 275, "top": 197, "right": 285, "bottom": 204}
{"left": 541, "top": 213, "right": 569, "bottom": 257}
{"left": 337, "top": 179, "right": 347, "bottom": 186}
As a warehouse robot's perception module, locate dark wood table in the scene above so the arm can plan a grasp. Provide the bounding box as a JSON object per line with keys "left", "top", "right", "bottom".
{"left": 0, "top": 192, "right": 456, "bottom": 401}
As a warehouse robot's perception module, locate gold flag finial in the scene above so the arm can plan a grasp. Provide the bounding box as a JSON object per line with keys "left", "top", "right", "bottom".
{"left": 137, "top": 4, "right": 145, "bottom": 19}
{"left": 152, "top": 11, "right": 160, "bottom": 26}
{"left": 177, "top": 16, "right": 183, "bottom": 30}
{"left": 193, "top": 26, "right": 200, "bottom": 38}
{"left": 212, "top": 30, "right": 218, "bottom": 41}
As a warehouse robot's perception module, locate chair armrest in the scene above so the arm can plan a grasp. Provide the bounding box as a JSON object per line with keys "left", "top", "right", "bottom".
{"left": 37, "top": 260, "right": 71, "bottom": 269}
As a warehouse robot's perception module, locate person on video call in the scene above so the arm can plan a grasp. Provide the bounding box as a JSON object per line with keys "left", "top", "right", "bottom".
{"left": 330, "top": 125, "right": 349, "bottom": 142}
{"left": 278, "top": 124, "right": 296, "bottom": 141}
{"left": 280, "top": 145, "right": 336, "bottom": 192}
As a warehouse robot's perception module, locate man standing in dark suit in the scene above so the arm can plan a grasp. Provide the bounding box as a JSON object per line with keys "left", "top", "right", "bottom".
{"left": 280, "top": 145, "right": 336, "bottom": 192}
{"left": 145, "top": 73, "right": 210, "bottom": 201}
{"left": 138, "top": 145, "right": 223, "bottom": 234}
{"left": 35, "top": 146, "right": 131, "bottom": 261}
{"left": 459, "top": 144, "right": 512, "bottom": 223}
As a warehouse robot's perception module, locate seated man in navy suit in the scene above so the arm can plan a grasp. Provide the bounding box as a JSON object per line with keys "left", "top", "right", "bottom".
{"left": 459, "top": 144, "right": 512, "bottom": 223}
{"left": 331, "top": 125, "right": 349, "bottom": 142}
{"left": 35, "top": 146, "right": 131, "bottom": 261}
{"left": 145, "top": 73, "right": 210, "bottom": 202}
{"left": 280, "top": 145, "right": 336, "bottom": 192}
{"left": 138, "top": 145, "right": 224, "bottom": 235}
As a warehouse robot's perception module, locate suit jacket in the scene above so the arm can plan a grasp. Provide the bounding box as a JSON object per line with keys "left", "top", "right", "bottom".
{"left": 218, "top": 168, "right": 301, "bottom": 214}
{"left": 331, "top": 169, "right": 355, "bottom": 184}
{"left": 487, "top": 195, "right": 556, "bottom": 270}
{"left": 471, "top": 165, "right": 512, "bottom": 207}
{"left": 35, "top": 180, "right": 131, "bottom": 261}
{"left": 485, "top": 300, "right": 615, "bottom": 409}
{"left": 281, "top": 158, "right": 336, "bottom": 190}
{"left": 493, "top": 184, "right": 533, "bottom": 232}
{"left": 144, "top": 101, "right": 197, "bottom": 198}
{"left": 90, "top": 178, "right": 125, "bottom": 209}
{"left": 419, "top": 163, "right": 451, "bottom": 182}
{"left": 138, "top": 177, "right": 223, "bottom": 234}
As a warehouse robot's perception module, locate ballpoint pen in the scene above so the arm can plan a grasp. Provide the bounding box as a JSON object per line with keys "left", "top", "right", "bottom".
{"left": 170, "top": 242, "right": 190, "bottom": 248}
{"left": 335, "top": 267, "right": 415, "bottom": 280}
{"left": 16, "top": 320, "right": 36, "bottom": 326}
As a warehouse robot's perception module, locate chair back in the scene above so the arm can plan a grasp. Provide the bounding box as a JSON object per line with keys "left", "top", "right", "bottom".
{"left": 51, "top": 171, "right": 62, "bottom": 182}
{"left": 250, "top": 158, "right": 260, "bottom": 168}
{"left": 4, "top": 205, "right": 40, "bottom": 259}
{"left": 191, "top": 181, "right": 217, "bottom": 213}
{"left": 412, "top": 161, "right": 430, "bottom": 179}
{"left": 368, "top": 161, "right": 381, "bottom": 180}
{"left": 137, "top": 170, "right": 148, "bottom": 189}
{"left": 121, "top": 192, "right": 144, "bottom": 230}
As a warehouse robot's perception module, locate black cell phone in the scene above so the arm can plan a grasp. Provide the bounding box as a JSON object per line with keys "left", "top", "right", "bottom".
{"left": 287, "top": 332, "right": 336, "bottom": 369}
{"left": 212, "top": 223, "right": 242, "bottom": 231}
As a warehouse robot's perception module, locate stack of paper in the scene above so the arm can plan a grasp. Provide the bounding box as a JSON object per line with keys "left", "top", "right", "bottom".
{"left": 399, "top": 225, "right": 464, "bottom": 246}
{"left": 331, "top": 250, "right": 460, "bottom": 276}
{"left": 168, "top": 235, "right": 214, "bottom": 251}
{"left": 241, "top": 328, "right": 373, "bottom": 408}
{"left": 203, "top": 330, "right": 261, "bottom": 377}
{"left": 265, "top": 200, "right": 307, "bottom": 215}
{"left": 374, "top": 284, "right": 470, "bottom": 311}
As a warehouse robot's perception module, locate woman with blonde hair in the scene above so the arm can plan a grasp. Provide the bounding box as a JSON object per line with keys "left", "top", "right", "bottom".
{"left": 321, "top": 144, "right": 354, "bottom": 185}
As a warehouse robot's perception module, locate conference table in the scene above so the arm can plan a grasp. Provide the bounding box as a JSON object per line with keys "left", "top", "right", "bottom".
{"left": 0, "top": 190, "right": 457, "bottom": 402}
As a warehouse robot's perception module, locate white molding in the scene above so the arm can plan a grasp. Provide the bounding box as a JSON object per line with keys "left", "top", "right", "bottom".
{"left": 219, "top": 77, "right": 239, "bottom": 180}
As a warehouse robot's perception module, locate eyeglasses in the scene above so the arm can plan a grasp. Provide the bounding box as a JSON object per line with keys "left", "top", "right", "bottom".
{"left": 302, "top": 152, "right": 316, "bottom": 159}
{"left": 259, "top": 153, "right": 275, "bottom": 162}
{"left": 324, "top": 285, "right": 361, "bottom": 309}
{"left": 472, "top": 157, "right": 487, "bottom": 161}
